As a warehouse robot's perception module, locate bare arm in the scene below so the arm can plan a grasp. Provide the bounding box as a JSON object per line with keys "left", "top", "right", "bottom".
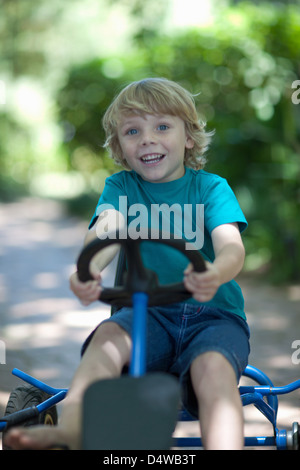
{"left": 70, "top": 209, "right": 124, "bottom": 305}
{"left": 210, "top": 222, "right": 245, "bottom": 284}
{"left": 183, "top": 223, "right": 245, "bottom": 303}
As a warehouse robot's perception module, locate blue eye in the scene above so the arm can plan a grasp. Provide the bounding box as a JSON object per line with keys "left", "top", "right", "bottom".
{"left": 158, "top": 124, "right": 168, "bottom": 131}
{"left": 127, "top": 128, "right": 138, "bottom": 135}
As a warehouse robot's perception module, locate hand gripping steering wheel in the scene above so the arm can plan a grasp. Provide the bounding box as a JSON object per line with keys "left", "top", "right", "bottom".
{"left": 77, "top": 232, "right": 206, "bottom": 307}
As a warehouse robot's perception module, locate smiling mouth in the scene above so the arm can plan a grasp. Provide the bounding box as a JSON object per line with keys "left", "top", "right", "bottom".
{"left": 140, "top": 154, "right": 166, "bottom": 165}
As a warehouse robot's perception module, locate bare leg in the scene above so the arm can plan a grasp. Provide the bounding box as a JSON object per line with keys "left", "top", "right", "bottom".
{"left": 4, "top": 322, "right": 132, "bottom": 450}
{"left": 190, "top": 351, "right": 244, "bottom": 450}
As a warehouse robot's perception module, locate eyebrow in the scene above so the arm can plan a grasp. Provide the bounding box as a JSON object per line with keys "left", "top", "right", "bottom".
{"left": 120, "top": 117, "right": 140, "bottom": 126}
{"left": 118, "top": 115, "right": 141, "bottom": 128}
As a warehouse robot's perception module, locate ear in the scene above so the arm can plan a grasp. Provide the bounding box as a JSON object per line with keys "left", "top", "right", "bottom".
{"left": 185, "top": 135, "right": 194, "bottom": 149}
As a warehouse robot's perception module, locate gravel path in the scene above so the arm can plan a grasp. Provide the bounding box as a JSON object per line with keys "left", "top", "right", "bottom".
{"left": 1, "top": 197, "right": 299, "bottom": 450}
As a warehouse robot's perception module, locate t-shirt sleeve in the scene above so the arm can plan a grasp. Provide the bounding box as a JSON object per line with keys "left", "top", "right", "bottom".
{"left": 88, "top": 173, "right": 126, "bottom": 229}
{"left": 201, "top": 176, "right": 247, "bottom": 234}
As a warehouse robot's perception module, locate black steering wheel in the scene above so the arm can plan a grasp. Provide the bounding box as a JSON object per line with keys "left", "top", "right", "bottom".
{"left": 77, "top": 232, "right": 206, "bottom": 307}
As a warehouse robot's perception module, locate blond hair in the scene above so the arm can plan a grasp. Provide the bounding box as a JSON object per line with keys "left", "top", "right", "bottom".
{"left": 102, "top": 78, "right": 214, "bottom": 170}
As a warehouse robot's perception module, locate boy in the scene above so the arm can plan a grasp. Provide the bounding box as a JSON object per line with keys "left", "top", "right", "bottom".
{"left": 6, "top": 78, "right": 250, "bottom": 450}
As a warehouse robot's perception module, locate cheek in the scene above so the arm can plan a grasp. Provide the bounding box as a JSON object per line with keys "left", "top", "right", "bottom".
{"left": 118, "top": 141, "right": 131, "bottom": 158}
{"left": 123, "top": 147, "right": 135, "bottom": 160}
{"left": 122, "top": 139, "right": 136, "bottom": 152}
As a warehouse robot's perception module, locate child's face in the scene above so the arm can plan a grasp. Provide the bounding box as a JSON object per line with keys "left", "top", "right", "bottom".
{"left": 117, "top": 112, "right": 194, "bottom": 183}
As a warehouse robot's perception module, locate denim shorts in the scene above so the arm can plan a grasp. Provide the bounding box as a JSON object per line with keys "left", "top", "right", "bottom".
{"left": 81, "top": 302, "right": 250, "bottom": 418}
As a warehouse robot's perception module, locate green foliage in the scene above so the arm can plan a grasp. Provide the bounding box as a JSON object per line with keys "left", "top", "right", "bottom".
{"left": 57, "top": 62, "right": 122, "bottom": 172}
{"left": 1, "top": 1, "right": 299, "bottom": 282}
{"left": 56, "top": 2, "right": 300, "bottom": 282}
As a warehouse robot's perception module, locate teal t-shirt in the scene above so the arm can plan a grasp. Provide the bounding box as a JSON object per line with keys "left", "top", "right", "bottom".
{"left": 89, "top": 167, "right": 247, "bottom": 319}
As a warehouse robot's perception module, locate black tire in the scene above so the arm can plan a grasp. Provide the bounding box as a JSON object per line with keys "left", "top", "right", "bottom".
{"left": 2, "top": 384, "right": 58, "bottom": 450}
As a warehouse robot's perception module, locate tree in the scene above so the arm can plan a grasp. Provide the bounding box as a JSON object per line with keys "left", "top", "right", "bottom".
{"left": 57, "top": 2, "right": 300, "bottom": 281}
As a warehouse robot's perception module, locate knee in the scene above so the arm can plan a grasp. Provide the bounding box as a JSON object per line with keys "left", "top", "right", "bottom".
{"left": 91, "top": 321, "right": 131, "bottom": 349}
{"left": 190, "top": 352, "right": 236, "bottom": 399}
{"left": 87, "top": 322, "right": 132, "bottom": 370}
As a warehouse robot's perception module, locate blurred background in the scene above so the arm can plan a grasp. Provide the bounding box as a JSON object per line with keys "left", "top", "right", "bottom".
{"left": 0, "top": 0, "right": 300, "bottom": 449}
{"left": 1, "top": 0, "right": 299, "bottom": 282}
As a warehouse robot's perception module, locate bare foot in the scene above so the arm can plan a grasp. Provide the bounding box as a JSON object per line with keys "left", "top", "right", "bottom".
{"left": 4, "top": 425, "right": 77, "bottom": 450}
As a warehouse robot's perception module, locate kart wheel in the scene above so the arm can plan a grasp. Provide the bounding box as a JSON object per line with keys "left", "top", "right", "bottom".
{"left": 292, "top": 422, "right": 300, "bottom": 450}
{"left": 2, "top": 384, "right": 58, "bottom": 450}
{"left": 287, "top": 422, "right": 300, "bottom": 450}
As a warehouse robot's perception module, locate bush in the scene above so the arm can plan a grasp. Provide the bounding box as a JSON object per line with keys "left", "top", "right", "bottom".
{"left": 55, "top": 3, "right": 300, "bottom": 282}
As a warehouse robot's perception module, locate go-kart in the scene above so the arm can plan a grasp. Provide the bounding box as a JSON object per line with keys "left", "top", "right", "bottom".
{"left": 1, "top": 234, "right": 300, "bottom": 450}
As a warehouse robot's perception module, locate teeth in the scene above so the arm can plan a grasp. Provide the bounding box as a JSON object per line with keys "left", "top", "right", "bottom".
{"left": 141, "top": 154, "right": 164, "bottom": 163}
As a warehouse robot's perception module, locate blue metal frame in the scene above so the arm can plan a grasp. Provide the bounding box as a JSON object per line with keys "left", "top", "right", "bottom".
{"left": 1, "top": 291, "right": 300, "bottom": 449}
{"left": 129, "top": 292, "right": 148, "bottom": 377}
{"left": 174, "top": 364, "right": 300, "bottom": 449}
{"left": 0, "top": 369, "right": 67, "bottom": 432}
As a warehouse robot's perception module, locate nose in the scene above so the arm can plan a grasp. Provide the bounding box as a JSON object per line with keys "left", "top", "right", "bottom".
{"left": 141, "top": 129, "right": 156, "bottom": 146}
